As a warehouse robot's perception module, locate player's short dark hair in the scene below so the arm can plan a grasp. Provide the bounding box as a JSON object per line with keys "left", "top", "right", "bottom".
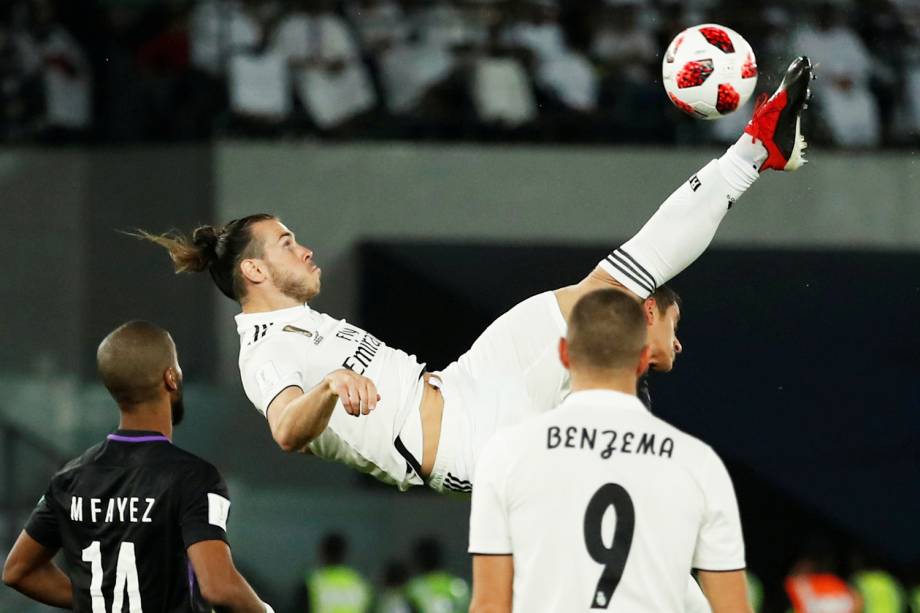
{"left": 413, "top": 537, "right": 443, "bottom": 572}
{"left": 97, "top": 321, "right": 176, "bottom": 407}
{"left": 137, "top": 213, "right": 276, "bottom": 301}
{"left": 382, "top": 560, "right": 409, "bottom": 587}
{"left": 319, "top": 533, "right": 347, "bottom": 565}
{"left": 649, "top": 284, "right": 681, "bottom": 315}
{"left": 568, "top": 289, "right": 648, "bottom": 371}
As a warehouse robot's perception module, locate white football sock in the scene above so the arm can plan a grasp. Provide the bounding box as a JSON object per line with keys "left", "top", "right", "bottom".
{"left": 598, "top": 151, "right": 759, "bottom": 298}
{"left": 721, "top": 129, "right": 769, "bottom": 187}
{"left": 719, "top": 136, "right": 765, "bottom": 197}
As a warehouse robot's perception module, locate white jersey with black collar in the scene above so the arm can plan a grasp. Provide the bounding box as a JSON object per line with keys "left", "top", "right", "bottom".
{"left": 469, "top": 389, "right": 745, "bottom": 612}
{"left": 236, "top": 304, "right": 426, "bottom": 490}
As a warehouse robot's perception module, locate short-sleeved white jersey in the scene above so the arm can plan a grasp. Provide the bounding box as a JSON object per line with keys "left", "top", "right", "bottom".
{"left": 468, "top": 389, "right": 745, "bottom": 613}
{"left": 236, "top": 304, "right": 426, "bottom": 490}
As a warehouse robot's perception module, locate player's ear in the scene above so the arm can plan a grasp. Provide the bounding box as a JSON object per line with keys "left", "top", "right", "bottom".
{"left": 240, "top": 258, "right": 266, "bottom": 284}
{"left": 637, "top": 345, "right": 652, "bottom": 376}
{"left": 558, "top": 337, "right": 571, "bottom": 369}
{"left": 164, "top": 367, "right": 179, "bottom": 392}
{"left": 643, "top": 298, "right": 658, "bottom": 326}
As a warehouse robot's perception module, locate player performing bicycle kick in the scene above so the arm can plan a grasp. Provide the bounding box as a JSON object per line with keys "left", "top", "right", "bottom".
{"left": 143, "top": 57, "right": 813, "bottom": 495}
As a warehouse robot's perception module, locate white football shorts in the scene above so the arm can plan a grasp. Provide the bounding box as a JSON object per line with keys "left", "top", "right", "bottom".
{"left": 426, "top": 291, "right": 569, "bottom": 493}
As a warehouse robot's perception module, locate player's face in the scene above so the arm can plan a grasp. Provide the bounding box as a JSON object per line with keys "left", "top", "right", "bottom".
{"left": 647, "top": 304, "right": 682, "bottom": 372}
{"left": 255, "top": 220, "right": 322, "bottom": 303}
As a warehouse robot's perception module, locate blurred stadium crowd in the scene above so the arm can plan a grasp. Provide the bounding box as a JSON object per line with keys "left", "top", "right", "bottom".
{"left": 299, "top": 534, "right": 472, "bottom": 613}
{"left": 4, "top": 0, "right": 920, "bottom": 147}
{"left": 294, "top": 532, "right": 920, "bottom": 613}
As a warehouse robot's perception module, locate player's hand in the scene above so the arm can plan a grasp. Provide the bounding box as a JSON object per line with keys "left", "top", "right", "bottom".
{"left": 323, "top": 369, "right": 380, "bottom": 416}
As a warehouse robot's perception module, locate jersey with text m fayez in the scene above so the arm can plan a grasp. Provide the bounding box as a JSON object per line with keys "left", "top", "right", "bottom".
{"left": 25, "top": 430, "right": 231, "bottom": 613}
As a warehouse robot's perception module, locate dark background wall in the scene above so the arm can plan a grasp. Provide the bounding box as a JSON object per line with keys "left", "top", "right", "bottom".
{"left": 0, "top": 147, "right": 215, "bottom": 379}
{"left": 81, "top": 147, "right": 217, "bottom": 380}
{"left": 360, "top": 242, "right": 920, "bottom": 578}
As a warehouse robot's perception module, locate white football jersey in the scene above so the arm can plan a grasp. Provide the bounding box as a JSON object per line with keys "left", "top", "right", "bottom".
{"left": 236, "top": 304, "right": 426, "bottom": 490}
{"left": 468, "top": 389, "right": 745, "bottom": 613}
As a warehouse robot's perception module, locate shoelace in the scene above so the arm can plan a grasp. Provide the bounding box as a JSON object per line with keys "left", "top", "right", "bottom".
{"left": 747, "top": 92, "right": 774, "bottom": 143}
{"left": 752, "top": 92, "right": 770, "bottom": 112}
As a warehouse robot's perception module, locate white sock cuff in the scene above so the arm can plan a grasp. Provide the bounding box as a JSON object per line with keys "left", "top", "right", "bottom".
{"left": 598, "top": 250, "right": 656, "bottom": 299}
{"left": 717, "top": 148, "right": 760, "bottom": 199}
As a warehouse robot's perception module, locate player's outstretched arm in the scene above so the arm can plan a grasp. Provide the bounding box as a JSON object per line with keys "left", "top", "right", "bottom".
{"left": 188, "top": 540, "right": 273, "bottom": 613}
{"left": 267, "top": 369, "right": 380, "bottom": 452}
{"left": 2, "top": 531, "right": 72, "bottom": 609}
{"left": 469, "top": 554, "right": 513, "bottom": 613}
{"left": 697, "top": 569, "right": 754, "bottom": 613}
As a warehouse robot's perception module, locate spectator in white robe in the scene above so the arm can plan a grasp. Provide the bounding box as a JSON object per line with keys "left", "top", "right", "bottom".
{"left": 191, "top": 0, "right": 291, "bottom": 123}
{"left": 31, "top": 0, "right": 91, "bottom": 135}
{"left": 791, "top": 1, "right": 881, "bottom": 147}
{"left": 345, "top": 0, "right": 408, "bottom": 55}
{"left": 272, "top": 0, "right": 377, "bottom": 130}
{"left": 500, "top": 0, "right": 597, "bottom": 112}
{"left": 0, "top": 14, "right": 43, "bottom": 139}
{"left": 190, "top": 0, "right": 262, "bottom": 76}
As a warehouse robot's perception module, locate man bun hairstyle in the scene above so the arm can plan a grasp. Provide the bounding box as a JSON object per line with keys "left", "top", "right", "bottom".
{"left": 568, "top": 289, "right": 648, "bottom": 371}
{"left": 137, "top": 213, "right": 276, "bottom": 301}
{"left": 320, "top": 533, "right": 348, "bottom": 565}
{"left": 191, "top": 225, "right": 221, "bottom": 266}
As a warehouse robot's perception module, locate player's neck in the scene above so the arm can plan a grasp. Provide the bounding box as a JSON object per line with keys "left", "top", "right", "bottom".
{"left": 569, "top": 370, "right": 638, "bottom": 397}
{"left": 117, "top": 402, "right": 173, "bottom": 440}
{"left": 240, "top": 290, "right": 303, "bottom": 314}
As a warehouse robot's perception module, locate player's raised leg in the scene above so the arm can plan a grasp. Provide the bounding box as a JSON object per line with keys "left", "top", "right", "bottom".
{"left": 445, "top": 58, "right": 816, "bottom": 458}
{"left": 556, "top": 56, "right": 814, "bottom": 318}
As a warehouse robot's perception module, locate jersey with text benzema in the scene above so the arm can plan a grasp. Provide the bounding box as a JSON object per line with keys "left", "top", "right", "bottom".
{"left": 25, "top": 430, "right": 231, "bottom": 613}
{"left": 469, "top": 390, "right": 745, "bottom": 612}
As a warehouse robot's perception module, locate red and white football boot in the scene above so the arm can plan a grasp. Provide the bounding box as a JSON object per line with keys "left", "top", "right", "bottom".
{"left": 744, "top": 56, "right": 814, "bottom": 172}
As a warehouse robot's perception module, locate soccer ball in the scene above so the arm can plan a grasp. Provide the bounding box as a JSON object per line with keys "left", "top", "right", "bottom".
{"left": 662, "top": 24, "right": 758, "bottom": 120}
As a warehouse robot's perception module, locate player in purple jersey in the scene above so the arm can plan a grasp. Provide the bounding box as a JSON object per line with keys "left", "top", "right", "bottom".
{"left": 3, "top": 321, "right": 274, "bottom": 613}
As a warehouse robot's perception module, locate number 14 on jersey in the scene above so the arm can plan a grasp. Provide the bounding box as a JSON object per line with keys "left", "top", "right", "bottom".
{"left": 82, "top": 541, "right": 143, "bottom": 613}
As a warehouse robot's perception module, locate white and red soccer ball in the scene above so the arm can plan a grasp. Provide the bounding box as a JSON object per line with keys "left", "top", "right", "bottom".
{"left": 662, "top": 24, "right": 758, "bottom": 120}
